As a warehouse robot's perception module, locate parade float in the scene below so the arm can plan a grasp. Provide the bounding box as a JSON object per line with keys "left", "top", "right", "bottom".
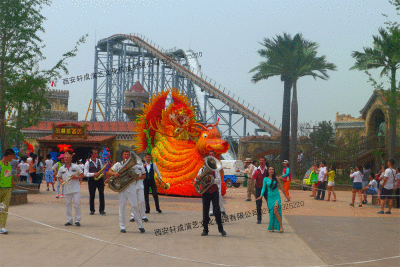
{"left": 134, "top": 89, "right": 229, "bottom": 197}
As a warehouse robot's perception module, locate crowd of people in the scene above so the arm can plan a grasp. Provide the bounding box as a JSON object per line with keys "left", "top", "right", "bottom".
{"left": 1, "top": 146, "right": 399, "bottom": 237}
{"left": 0, "top": 147, "right": 166, "bottom": 235}
{"left": 302, "top": 159, "right": 400, "bottom": 213}
{"left": 241, "top": 157, "right": 292, "bottom": 232}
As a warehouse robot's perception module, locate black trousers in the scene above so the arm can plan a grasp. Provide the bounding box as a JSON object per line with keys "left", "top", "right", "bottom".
{"left": 395, "top": 188, "right": 400, "bottom": 208}
{"left": 88, "top": 177, "right": 105, "bottom": 212}
{"left": 144, "top": 179, "right": 160, "bottom": 212}
{"left": 29, "top": 172, "right": 36, "bottom": 184}
{"left": 255, "top": 187, "right": 268, "bottom": 221}
{"left": 202, "top": 190, "right": 223, "bottom": 232}
{"left": 316, "top": 181, "right": 327, "bottom": 200}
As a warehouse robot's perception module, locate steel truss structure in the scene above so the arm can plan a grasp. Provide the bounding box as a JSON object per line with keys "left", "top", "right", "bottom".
{"left": 92, "top": 34, "right": 281, "bottom": 158}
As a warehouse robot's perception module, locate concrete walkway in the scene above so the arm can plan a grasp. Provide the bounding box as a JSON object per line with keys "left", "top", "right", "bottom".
{"left": 0, "top": 184, "right": 398, "bottom": 266}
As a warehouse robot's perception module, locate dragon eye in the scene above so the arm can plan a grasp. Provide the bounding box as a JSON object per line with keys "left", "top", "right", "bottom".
{"left": 202, "top": 133, "right": 208, "bottom": 138}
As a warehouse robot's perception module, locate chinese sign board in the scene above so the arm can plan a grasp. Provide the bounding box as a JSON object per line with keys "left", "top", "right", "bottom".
{"left": 52, "top": 123, "right": 87, "bottom": 139}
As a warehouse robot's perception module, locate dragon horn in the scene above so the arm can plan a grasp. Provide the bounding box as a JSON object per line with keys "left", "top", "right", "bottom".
{"left": 206, "top": 118, "right": 220, "bottom": 128}
{"left": 192, "top": 123, "right": 208, "bottom": 132}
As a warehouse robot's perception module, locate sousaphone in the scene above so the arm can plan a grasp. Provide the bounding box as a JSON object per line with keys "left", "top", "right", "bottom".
{"left": 108, "top": 151, "right": 142, "bottom": 192}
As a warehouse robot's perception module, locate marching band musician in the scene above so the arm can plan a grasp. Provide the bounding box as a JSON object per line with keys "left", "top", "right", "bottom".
{"left": 208, "top": 150, "right": 226, "bottom": 216}
{"left": 84, "top": 149, "right": 106, "bottom": 215}
{"left": 56, "top": 152, "right": 84, "bottom": 227}
{"left": 143, "top": 153, "right": 162, "bottom": 214}
{"left": 195, "top": 155, "right": 227, "bottom": 237}
{"left": 105, "top": 150, "right": 146, "bottom": 233}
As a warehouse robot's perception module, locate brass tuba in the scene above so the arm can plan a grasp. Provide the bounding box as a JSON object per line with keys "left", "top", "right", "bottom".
{"left": 108, "top": 151, "right": 142, "bottom": 192}
{"left": 193, "top": 156, "right": 222, "bottom": 194}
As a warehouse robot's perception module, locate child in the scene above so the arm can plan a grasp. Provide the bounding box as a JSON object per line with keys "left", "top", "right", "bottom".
{"left": 361, "top": 172, "right": 378, "bottom": 202}
{"left": 326, "top": 164, "right": 336, "bottom": 202}
{"left": 309, "top": 164, "right": 319, "bottom": 198}
{"left": 18, "top": 157, "right": 29, "bottom": 182}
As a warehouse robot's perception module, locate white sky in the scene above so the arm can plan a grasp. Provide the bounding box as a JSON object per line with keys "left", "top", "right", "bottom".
{"left": 39, "top": 0, "right": 399, "bottom": 131}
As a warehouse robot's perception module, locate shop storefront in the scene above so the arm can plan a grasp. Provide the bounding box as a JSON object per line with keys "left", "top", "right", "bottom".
{"left": 21, "top": 121, "right": 136, "bottom": 161}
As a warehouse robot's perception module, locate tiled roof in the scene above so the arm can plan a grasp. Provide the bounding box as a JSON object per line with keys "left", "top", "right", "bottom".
{"left": 128, "top": 81, "right": 147, "bottom": 93}
{"left": 22, "top": 121, "right": 136, "bottom": 132}
{"left": 37, "top": 135, "right": 115, "bottom": 143}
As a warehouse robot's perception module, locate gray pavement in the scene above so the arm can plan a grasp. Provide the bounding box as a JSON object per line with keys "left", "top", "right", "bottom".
{"left": 1, "top": 186, "right": 399, "bottom": 266}
{"left": 285, "top": 215, "right": 400, "bottom": 267}
{"left": 0, "top": 186, "right": 326, "bottom": 267}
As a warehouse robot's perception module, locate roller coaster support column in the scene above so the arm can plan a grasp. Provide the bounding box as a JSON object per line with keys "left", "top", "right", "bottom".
{"left": 92, "top": 47, "right": 99, "bottom": 121}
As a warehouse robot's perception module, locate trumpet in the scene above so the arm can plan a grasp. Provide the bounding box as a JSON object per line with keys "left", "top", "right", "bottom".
{"left": 94, "top": 164, "right": 108, "bottom": 181}
{"left": 61, "top": 173, "right": 78, "bottom": 186}
{"left": 157, "top": 177, "right": 170, "bottom": 190}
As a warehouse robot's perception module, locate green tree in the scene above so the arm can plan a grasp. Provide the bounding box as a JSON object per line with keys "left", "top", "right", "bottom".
{"left": 250, "top": 33, "right": 336, "bottom": 178}
{"left": 6, "top": 72, "right": 50, "bottom": 148}
{"left": 250, "top": 33, "right": 297, "bottom": 162}
{"left": 309, "top": 121, "right": 335, "bottom": 150}
{"left": 289, "top": 41, "right": 336, "bottom": 179}
{"left": 351, "top": 27, "right": 400, "bottom": 160}
{"left": 0, "top": 0, "right": 87, "bottom": 153}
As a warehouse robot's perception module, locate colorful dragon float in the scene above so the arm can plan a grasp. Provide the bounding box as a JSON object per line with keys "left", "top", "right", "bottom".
{"left": 134, "top": 89, "right": 229, "bottom": 197}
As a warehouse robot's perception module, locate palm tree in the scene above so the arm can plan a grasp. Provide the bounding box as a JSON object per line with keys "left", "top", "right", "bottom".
{"left": 289, "top": 44, "right": 337, "bottom": 179}
{"left": 250, "top": 33, "right": 299, "bottom": 162}
{"left": 351, "top": 27, "right": 400, "bottom": 160}
{"left": 250, "top": 33, "right": 336, "bottom": 178}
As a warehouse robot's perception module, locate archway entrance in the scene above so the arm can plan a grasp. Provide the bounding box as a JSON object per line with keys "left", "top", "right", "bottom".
{"left": 368, "top": 108, "right": 385, "bottom": 135}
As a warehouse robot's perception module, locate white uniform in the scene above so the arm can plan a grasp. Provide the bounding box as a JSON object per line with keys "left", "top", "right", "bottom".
{"left": 209, "top": 168, "right": 226, "bottom": 214}
{"left": 111, "top": 161, "right": 145, "bottom": 230}
{"left": 56, "top": 163, "right": 83, "bottom": 224}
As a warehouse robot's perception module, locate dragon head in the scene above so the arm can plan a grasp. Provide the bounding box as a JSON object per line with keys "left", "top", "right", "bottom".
{"left": 195, "top": 119, "right": 229, "bottom": 156}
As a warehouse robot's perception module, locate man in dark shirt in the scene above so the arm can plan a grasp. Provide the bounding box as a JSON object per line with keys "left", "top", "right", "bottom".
{"left": 253, "top": 157, "right": 269, "bottom": 224}
{"left": 195, "top": 155, "right": 226, "bottom": 237}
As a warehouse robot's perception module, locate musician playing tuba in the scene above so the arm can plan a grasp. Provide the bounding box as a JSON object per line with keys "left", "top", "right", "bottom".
{"left": 195, "top": 155, "right": 227, "bottom": 237}
{"left": 105, "top": 150, "right": 146, "bottom": 233}
{"left": 56, "top": 152, "right": 84, "bottom": 227}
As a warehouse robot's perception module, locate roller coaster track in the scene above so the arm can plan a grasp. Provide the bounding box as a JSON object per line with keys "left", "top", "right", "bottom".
{"left": 97, "top": 34, "right": 281, "bottom": 136}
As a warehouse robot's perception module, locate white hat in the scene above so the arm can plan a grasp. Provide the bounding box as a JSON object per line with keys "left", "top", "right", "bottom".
{"left": 245, "top": 158, "right": 252, "bottom": 163}
{"left": 283, "top": 160, "right": 289, "bottom": 164}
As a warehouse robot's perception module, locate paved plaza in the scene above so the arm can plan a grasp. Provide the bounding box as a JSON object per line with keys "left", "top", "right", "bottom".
{"left": 0, "top": 185, "right": 399, "bottom": 267}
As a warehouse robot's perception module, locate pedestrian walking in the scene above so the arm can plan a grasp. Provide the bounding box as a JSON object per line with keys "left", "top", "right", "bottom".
{"left": 309, "top": 163, "right": 319, "bottom": 198}
{"left": 362, "top": 164, "right": 371, "bottom": 204}
{"left": 315, "top": 161, "right": 327, "bottom": 200}
{"left": 394, "top": 168, "right": 400, "bottom": 209}
{"left": 28, "top": 154, "right": 37, "bottom": 184}
{"left": 280, "top": 160, "right": 291, "bottom": 202}
{"left": 18, "top": 157, "right": 29, "bottom": 182}
{"left": 378, "top": 159, "right": 396, "bottom": 214}
{"left": 35, "top": 156, "right": 44, "bottom": 190}
{"left": 350, "top": 165, "right": 363, "bottom": 207}
{"left": 326, "top": 164, "right": 336, "bottom": 202}
{"left": 242, "top": 158, "right": 256, "bottom": 201}
{"left": 45, "top": 154, "right": 55, "bottom": 191}
{"left": 256, "top": 166, "right": 288, "bottom": 233}
{"left": 253, "top": 157, "right": 268, "bottom": 224}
